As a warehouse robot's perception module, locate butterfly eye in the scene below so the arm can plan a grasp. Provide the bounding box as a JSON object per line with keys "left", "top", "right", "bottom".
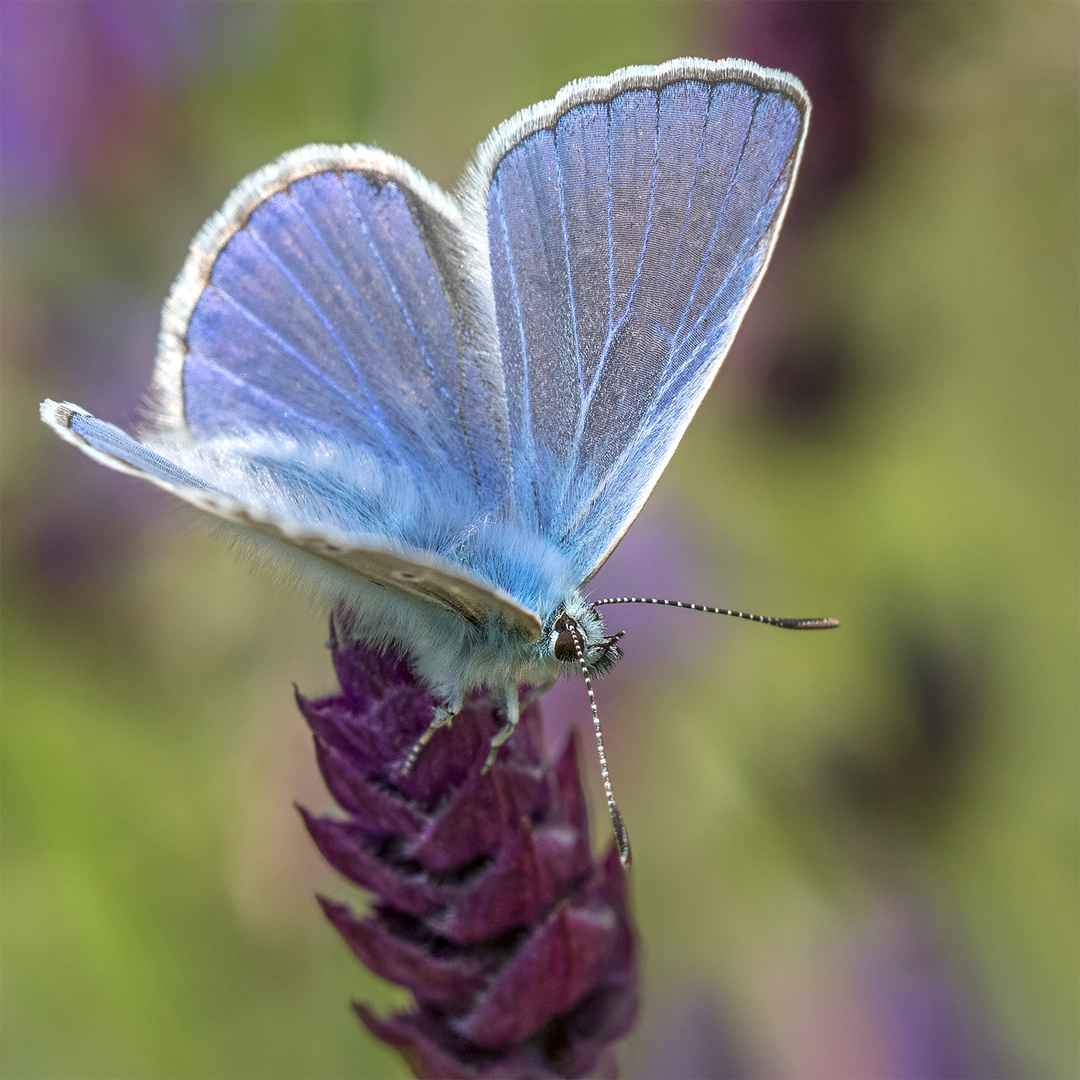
{"left": 553, "top": 630, "right": 577, "bottom": 662}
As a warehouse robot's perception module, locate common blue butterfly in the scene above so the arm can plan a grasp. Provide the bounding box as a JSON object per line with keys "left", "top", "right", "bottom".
{"left": 42, "top": 59, "right": 835, "bottom": 864}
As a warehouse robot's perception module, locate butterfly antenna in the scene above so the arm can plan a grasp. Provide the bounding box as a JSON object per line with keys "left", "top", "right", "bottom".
{"left": 565, "top": 619, "right": 632, "bottom": 868}
{"left": 592, "top": 597, "right": 839, "bottom": 630}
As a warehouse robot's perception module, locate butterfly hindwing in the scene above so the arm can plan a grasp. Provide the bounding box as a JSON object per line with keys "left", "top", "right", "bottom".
{"left": 40, "top": 399, "right": 542, "bottom": 637}
{"left": 43, "top": 144, "right": 540, "bottom": 630}
{"left": 467, "top": 59, "right": 809, "bottom": 580}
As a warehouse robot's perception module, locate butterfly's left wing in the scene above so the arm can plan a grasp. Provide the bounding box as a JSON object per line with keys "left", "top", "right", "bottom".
{"left": 41, "top": 400, "right": 542, "bottom": 636}
{"left": 461, "top": 58, "right": 808, "bottom": 581}
{"left": 155, "top": 144, "right": 513, "bottom": 514}
{"left": 40, "top": 143, "right": 543, "bottom": 638}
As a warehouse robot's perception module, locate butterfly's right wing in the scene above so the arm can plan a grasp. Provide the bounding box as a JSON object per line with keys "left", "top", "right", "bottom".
{"left": 154, "top": 144, "right": 513, "bottom": 513}
{"left": 462, "top": 58, "right": 809, "bottom": 581}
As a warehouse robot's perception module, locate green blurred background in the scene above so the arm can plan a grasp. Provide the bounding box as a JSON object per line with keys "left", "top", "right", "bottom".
{"left": 2, "top": 2, "right": 1076, "bottom": 1077}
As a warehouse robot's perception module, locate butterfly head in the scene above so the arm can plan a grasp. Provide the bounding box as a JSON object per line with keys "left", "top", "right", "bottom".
{"left": 549, "top": 598, "right": 623, "bottom": 678}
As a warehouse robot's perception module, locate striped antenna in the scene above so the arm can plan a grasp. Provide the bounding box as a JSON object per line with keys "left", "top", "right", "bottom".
{"left": 592, "top": 597, "right": 839, "bottom": 630}
{"left": 557, "top": 614, "right": 631, "bottom": 868}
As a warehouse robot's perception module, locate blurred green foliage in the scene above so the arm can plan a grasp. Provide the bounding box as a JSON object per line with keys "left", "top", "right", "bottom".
{"left": 2, "top": 2, "right": 1076, "bottom": 1077}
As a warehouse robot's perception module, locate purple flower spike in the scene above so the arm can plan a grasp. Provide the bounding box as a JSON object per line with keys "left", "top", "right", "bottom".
{"left": 298, "top": 612, "right": 639, "bottom": 1079}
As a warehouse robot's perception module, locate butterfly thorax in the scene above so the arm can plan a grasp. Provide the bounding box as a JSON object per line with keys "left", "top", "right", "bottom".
{"left": 445, "top": 539, "right": 620, "bottom": 685}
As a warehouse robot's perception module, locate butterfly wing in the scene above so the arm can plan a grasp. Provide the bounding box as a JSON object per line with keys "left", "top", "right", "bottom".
{"left": 41, "top": 145, "right": 538, "bottom": 636}
{"left": 461, "top": 58, "right": 809, "bottom": 581}
{"left": 41, "top": 400, "right": 540, "bottom": 635}
{"left": 156, "top": 144, "right": 512, "bottom": 512}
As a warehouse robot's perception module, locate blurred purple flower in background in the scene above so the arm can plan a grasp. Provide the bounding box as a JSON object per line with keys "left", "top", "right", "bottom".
{"left": 754, "top": 889, "right": 1009, "bottom": 1080}
{"left": 18, "top": 286, "right": 165, "bottom": 597}
{"left": 0, "top": 0, "right": 216, "bottom": 205}
{"left": 850, "top": 899, "right": 1003, "bottom": 1080}
{"left": 0, "top": 2, "right": 193, "bottom": 601}
{"left": 0, "top": 2, "right": 245, "bottom": 605}
{"left": 634, "top": 983, "right": 750, "bottom": 1080}
{"left": 297, "top": 612, "right": 638, "bottom": 1079}
{"left": 724, "top": 0, "right": 887, "bottom": 219}
{"left": 716, "top": 0, "right": 892, "bottom": 431}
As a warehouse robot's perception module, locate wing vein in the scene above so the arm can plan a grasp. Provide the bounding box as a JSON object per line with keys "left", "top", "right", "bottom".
{"left": 246, "top": 225, "right": 368, "bottom": 389}
{"left": 210, "top": 283, "right": 406, "bottom": 460}
{"left": 669, "top": 90, "right": 764, "bottom": 349}
{"left": 614, "top": 90, "right": 663, "bottom": 330}
{"left": 664, "top": 85, "right": 713, "bottom": 284}
{"left": 336, "top": 179, "right": 461, "bottom": 417}
{"left": 605, "top": 100, "right": 615, "bottom": 338}
{"left": 673, "top": 152, "right": 793, "bottom": 359}
{"left": 555, "top": 92, "right": 665, "bottom": 531}
{"left": 290, "top": 192, "right": 458, "bottom": 429}
{"left": 493, "top": 179, "right": 538, "bottom": 525}
{"left": 188, "top": 354, "right": 349, "bottom": 441}
{"left": 581, "top": 91, "right": 664, "bottom": 417}
{"left": 552, "top": 127, "right": 584, "bottom": 397}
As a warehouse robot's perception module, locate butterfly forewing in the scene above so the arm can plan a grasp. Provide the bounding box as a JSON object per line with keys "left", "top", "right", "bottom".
{"left": 159, "top": 147, "right": 513, "bottom": 512}
{"left": 473, "top": 60, "right": 808, "bottom": 581}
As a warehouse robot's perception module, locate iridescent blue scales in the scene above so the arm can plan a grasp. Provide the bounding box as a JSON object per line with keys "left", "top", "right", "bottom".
{"left": 42, "top": 59, "right": 815, "bottom": 863}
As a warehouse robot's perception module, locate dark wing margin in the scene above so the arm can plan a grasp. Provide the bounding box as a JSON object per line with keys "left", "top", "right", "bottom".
{"left": 153, "top": 144, "right": 513, "bottom": 513}
{"left": 459, "top": 58, "right": 809, "bottom": 581}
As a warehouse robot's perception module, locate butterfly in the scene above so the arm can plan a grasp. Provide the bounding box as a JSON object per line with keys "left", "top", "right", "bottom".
{"left": 42, "top": 58, "right": 834, "bottom": 865}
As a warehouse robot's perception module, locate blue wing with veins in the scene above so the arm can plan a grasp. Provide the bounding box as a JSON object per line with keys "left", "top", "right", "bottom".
{"left": 476, "top": 62, "right": 807, "bottom": 581}
{"left": 167, "top": 149, "right": 512, "bottom": 516}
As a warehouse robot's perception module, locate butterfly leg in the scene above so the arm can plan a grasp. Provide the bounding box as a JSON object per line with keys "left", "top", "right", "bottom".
{"left": 482, "top": 686, "right": 521, "bottom": 774}
{"left": 400, "top": 694, "right": 463, "bottom": 775}
{"left": 520, "top": 680, "right": 555, "bottom": 709}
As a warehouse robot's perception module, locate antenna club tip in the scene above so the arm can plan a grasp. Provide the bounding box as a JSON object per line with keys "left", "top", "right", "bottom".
{"left": 781, "top": 617, "right": 840, "bottom": 629}
{"left": 610, "top": 805, "right": 632, "bottom": 868}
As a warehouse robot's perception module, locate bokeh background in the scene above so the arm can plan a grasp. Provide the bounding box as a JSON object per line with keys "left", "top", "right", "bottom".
{"left": 2, "top": 2, "right": 1076, "bottom": 1077}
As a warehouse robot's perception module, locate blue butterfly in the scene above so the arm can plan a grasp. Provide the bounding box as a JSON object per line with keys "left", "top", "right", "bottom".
{"left": 42, "top": 58, "right": 827, "bottom": 864}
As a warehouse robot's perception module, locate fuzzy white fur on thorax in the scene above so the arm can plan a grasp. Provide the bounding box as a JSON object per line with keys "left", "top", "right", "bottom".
{"left": 138, "top": 426, "right": 613, "bottom": 704}
{"left": 211, "top": 512, "right": 610, "bottom": 709}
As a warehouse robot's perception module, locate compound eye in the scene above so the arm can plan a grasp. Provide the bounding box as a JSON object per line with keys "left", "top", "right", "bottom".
{"left": 553, "top": 629, "right": 577, "bottom": 662}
